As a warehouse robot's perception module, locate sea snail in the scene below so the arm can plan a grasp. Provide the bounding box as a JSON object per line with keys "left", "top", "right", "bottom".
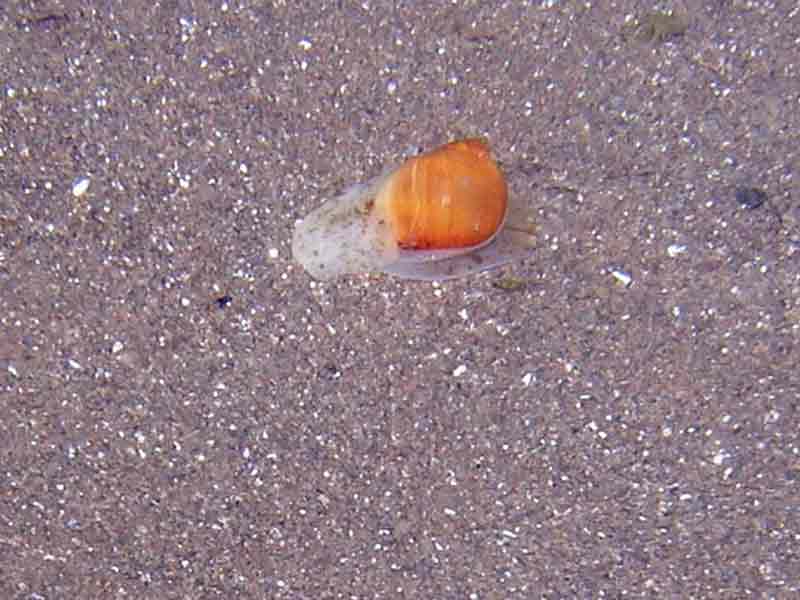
{"left": 292, "top": 138, "right": 535, "bottom": 281}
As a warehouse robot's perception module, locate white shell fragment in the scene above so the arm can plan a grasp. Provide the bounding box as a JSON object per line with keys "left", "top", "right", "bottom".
{"left": 610, "top": 269, "right": 633, "bottom": 287}
{"left": 667, "top": 243, "right": 687, "bottom": 257}
{"left": 71, "top": 176, "right": 91, "bottom": 197}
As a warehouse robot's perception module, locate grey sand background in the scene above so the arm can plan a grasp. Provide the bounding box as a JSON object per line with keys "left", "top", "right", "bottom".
{"left": 1, "top": 1, "right": 798, "bottom": 597}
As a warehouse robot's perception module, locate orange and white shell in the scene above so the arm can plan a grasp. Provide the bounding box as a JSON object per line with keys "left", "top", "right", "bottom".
{"left": 292, "top": 138, "right": 534, "bottom": 281}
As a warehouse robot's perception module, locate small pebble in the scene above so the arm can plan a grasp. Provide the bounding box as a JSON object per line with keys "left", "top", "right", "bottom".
{"left": 452, "top": 364, "right": 467, "bottom": 377}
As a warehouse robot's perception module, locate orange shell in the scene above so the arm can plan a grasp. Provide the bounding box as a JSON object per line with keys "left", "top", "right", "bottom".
{"left": 375, "top": 138, "right": 508, "bottom": 250}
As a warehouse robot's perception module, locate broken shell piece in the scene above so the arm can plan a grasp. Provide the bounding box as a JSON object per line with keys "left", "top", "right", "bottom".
{"left": 292, "top": 138, "right": 536, "bottom": 281}
{"left": 71, "top": 176, "right": 91, "bottom": 198}
{"left": 610, "top": 268, "right": 633, "bottom": 287}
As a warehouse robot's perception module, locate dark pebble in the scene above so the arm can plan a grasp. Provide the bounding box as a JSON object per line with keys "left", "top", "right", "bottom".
{"left": 215, "top": 295, "right": 233, "bottom": 309}
{"left": 735, "top": 187, "right": 767, "bottom": 210}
